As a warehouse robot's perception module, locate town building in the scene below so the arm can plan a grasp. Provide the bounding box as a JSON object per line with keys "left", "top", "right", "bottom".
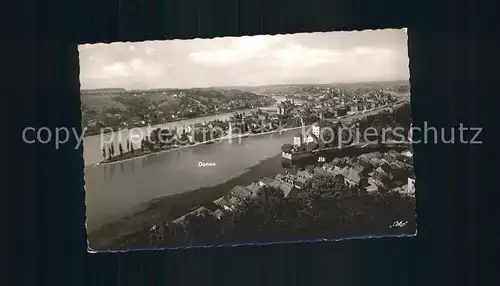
{"left": 311, "top": 121, "right": 342, "bottom": 142}
{"left": 259, "top": 177, "right": 297, "bottom": 198}
{"left": 365, "top": 182, "right": 379, "bottom": 193}
{"left": 213, "top": 196, "right": 239, "bottom": 211}
{"left": 382, "top": 152, "right": 397, "bottom": 163}
{"left": 337, "top": 107, "right": 348, "bottom": 117}
{"left": 282, "top": 173, "right": 298, "bottom": 185}
{"left": 274, "top": 173, "right": 285, "bottom": 181}
{"left": 311, "top": 121, "right": 334, "bottom": 138}
{"left": 313, "top": 166, "right": 326, "bottom": 174}
{"left": 246, "top": 182, "right": 263, "bottom": 193}
{"left": 368, "top": 173, "right": 386, "bottom": 189}
{"left": 389, "top": 160, "right": 405, "bottom": 170}
{"left": 361, "top": 151, "right": 382, "bottom": 160}
{"left": 357, "top": 156, "right": 371, "bottom": 166}
{"left": 173, "top": 206, "right": 220, "bottom": 225}
{"left": 213, "top": 185, "right": 259, "bottom": 210}
{"left": 231, "top": 185, "right": 258, "bottom": 199}
{"left": 293, "top": 176, "right": 307, "bottom": 189}
{"left": 305, "top": 133, "right": 318, "bottom": 144}
{"left": 375, "top": 163, "right": 393, "bottom": 176}
{"left": 341, "top": 167, "right": 362, "bottom": 187}
{"left": 293, "top": 133, "right": 303, "bottom": 147}
{"left": 407, "top": 174, "right": 416, "bottom": 195}
{"left": 408, "top": 123, "right": 413, "bottom": 142}
{"left": 330, "top": 157, "right": 342, "bottom": 165}
{"left": 322, "top": 163, "right": 335, "bottom": 173}
{"left": 351, "top": 158, "right": 372, "bottom": 175}
{"left": 390, "top": 174, "right": 415, "bottom": 197}
{"left": 296, "top": 170, "right": 313, "bottom": 180}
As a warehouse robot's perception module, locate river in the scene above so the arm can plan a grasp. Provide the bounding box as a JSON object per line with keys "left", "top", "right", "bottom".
{"left": 83, "top": 109, "right": 256, "bottom": 166}
{"left": 83, "top": 95, "right": 307, "bottom": 166}
{"left": 84, "top": 98, "right": 395, "bottom": 234}
{"left": 85, "top": 127, "right": 300, "bottom": 232}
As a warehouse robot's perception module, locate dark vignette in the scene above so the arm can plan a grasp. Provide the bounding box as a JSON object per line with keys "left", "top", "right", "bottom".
{"left": 6, "top": 0, "right": 493, "bottom": 285}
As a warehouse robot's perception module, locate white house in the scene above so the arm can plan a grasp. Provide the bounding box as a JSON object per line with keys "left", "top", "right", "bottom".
{"left": 407, "top": 176, "right": 416, "bottom": 194}
{"left": 305, "top": 134, "right": 318, "bottom": 144}
{"left": 341, "top": 167, "right": 362, "bottom": 187}
{"left": 312, "top": 125, "right": 321, "bottom": 137}
{"left": 402, "top": 150, "right": 413, "bottom": 157}
{"left": 408, "top": 123, "right": 413, "bottom": 142}
{"left": 293, "top": 133, "right": 303, "bottom": 147}
{"left": 311, "top": 122, "right": 333, "bottom": 139}
{"left": 282, "top": 152, "right": 292, "bottom": 160}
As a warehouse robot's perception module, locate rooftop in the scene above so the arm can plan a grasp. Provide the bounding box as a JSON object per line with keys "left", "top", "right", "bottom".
{"left": 173, "top": 206, "right": 215, "bottom": 224}
{"left": 372, "top": 171, "right": 391, "bottom": 183}
{"left": 228, "top": 196, "right": 240, "bottom": 206}
{"left": 382, "top": 153, "right": 397, "bottom": 162}
{"left": 274, "top": 173, "right": 285, "bottom": 181}
{"left": 246, "top": 183, "right": 263, "bottom": 193}
{"left": 295, "top": 176, "right": 307, "bottom": 185}
{"left": 260, "top": 177, "right": 281, "bottom": 188}
{"left": 389, "top": 161, "right": 404, "bottom": 169}
{"left": 342, "top": 167, "right": 361, "bottom": 184}
{"left": 366, "top": 152, "right": 382, "bottom": 159}
{"left": 390, "top": 184, "right": 409, "bottom": 194}
{"left": 401, "top": 150, "right": 413, "bottom": 157}
{"left": 352, "top": 157, "right": 371, "bottom": 170}
{"left": 366, "top": 183, "right": 379, "bottom": 193}
{"left": 296, "top": 170, "right": 313, "bottom": 179}
{"left": 336, "top": 161, "right": 349, "bottom": 169}
{"left": 260, "top": 178, "right": 295, "bottom": 197}
{"left": 377, "top": 163, "right": 393, "bottom": 174}
{"left": 230, "top": 185, "right": 254, "bottom": 199}
{"left": 280, "top": 183, "right": 294, "bottom": 197}
{"left": 213, "top": 209, "right": 224, "bottom": 218}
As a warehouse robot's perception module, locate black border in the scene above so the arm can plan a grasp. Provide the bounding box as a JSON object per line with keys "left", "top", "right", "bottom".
{"left": 7, "top": 0, "right": 491, "bottom": 285}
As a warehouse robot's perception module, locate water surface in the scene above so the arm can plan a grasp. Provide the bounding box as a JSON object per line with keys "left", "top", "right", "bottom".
{"left": 85, "top": 130, "right": 297, "bottom": 232}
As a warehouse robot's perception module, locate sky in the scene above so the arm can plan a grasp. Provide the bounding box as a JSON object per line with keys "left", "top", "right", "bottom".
{"left": 78, "top": 28, "right": 409, "bottom": 90}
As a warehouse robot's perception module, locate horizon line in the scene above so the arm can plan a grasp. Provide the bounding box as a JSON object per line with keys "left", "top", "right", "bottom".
{"left": 81, "top": 79, "right": 410, "bottom": 92}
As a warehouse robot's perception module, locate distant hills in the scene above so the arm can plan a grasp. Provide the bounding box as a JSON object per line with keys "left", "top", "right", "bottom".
{"left": 80, "top": 91, "right": 128, "bottom": 111}
{"left": 81, "top": 80, "right": 409, "bottom": 94}
{"left": 80, "top": 80, "right": 409, "bottom": 110}
{"left": 80, "top": 86, "right": 267, "bottom": 113}
{"left": 209, "top": 80, "right": 409, "bottom": 94}
{"left": 81, "top": 88, "right": 127, "bottom": 93}
{"left": 214, "top": 80, "right": 410, "bottom": 96}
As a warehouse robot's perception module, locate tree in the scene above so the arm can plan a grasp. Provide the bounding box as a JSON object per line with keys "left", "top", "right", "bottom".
{"left": 104, "top": 106, "right": 123, "bottom": 114}
{"left": 281, "top": 144, "right": 294, "bottom": 153}
{"left": 220, "top": 186, "right": 293, "bottom": 242}
{"left": 115, "top": 164, "right": 416, "bottom": 249}
{"left": 298, "top": 173, "right": 347, "bottom": 210}
{"left": 150, "top": 128, "right": 161, "bottom": 143}
{"left": 306, "top": 142, "right": 319, "bottom": 151}
{"left": 148, "top": 224, "right": 166, "bottom": 244}
{"left": 182, "top": 210, "right": 221, "bottom": 244}
{"left": 297, "top": 144, "right": 307, "bottom": 152}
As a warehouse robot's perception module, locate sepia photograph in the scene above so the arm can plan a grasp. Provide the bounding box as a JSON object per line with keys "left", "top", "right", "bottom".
{"left": 80, "top": 28, "right": 416, "bottom": 251}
